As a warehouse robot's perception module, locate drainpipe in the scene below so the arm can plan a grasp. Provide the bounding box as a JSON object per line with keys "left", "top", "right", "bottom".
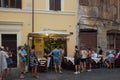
{"left": 32, "top": 0, "right": 34, "bottom": 45}
{"left": 118, "top": 0, "right": 119, "bottom": 18}
{"left": 77, "top": 22, "right": 81, "bottom": 51}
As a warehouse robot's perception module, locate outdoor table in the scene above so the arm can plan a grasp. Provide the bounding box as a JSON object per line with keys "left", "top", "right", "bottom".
{"left": 64, "top": 57, "right": 74, "bottom": 64}
{"left": 91, "top": 57, "right": 101, "bottom": 63}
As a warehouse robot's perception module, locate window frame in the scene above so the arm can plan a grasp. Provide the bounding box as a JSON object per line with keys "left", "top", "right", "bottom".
{"left": 0, "top": 0, "right": 22, "bottom": 9}
{"left": 79, "top": 0, "right": 89, "bottom": 6}
{"left": 46, "top": 0, "right": 64, "bottom": 11}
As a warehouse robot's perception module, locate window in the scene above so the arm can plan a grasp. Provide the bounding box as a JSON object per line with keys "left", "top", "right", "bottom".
{"left": 79, "top": 0, "right": 89, "bottom": 6}
{"left": 50, "top": 0, "right": 61, "bottom": 11}
{"left": 0, "top": 0, "right": 21, "bottom": 9}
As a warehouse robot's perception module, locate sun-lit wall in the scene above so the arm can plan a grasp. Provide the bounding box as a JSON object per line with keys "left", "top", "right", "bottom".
{"left": 0, "top": 0, "right": 77, "bottom": 57}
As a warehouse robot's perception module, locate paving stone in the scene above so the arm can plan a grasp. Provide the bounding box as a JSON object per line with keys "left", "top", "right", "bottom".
{"left": 6, "top": 68, "right": 120, "bottom": 80}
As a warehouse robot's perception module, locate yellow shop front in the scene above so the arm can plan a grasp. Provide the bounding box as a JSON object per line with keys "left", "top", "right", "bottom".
{"left": 28, "top": 29, "right": 72, "bottom": 58}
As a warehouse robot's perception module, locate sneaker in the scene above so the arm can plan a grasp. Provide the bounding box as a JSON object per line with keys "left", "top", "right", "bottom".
{"left": 77, "top": 71, "right": 80, "bottom": 74}
{"left": 87, "top": 69, "right": 92, "bottom": 72}
{"left": 59, "top": 71, "right": 63, "bottom": 74}
{"left": 74, "top": 72, "right": 78, "bottom": 74}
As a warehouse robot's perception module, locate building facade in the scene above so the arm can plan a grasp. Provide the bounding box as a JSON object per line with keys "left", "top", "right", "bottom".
{"left": 0, "top": 0, "right": 77, "bottom": 67}
{"left": 77, "top": 0, "right": 120, "bottom": 51}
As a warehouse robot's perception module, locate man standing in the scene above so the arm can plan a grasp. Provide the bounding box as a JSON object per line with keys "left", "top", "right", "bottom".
{"left": 21, "top": 46, "right": 28, "bottom": 73}
{"left": 49, "top": 46, "right": 62, "bottom": 73}
{"left": 98, "top": 47, "right": 103, "bottom": 55}
{"left": 44, "top": 47, "right": 51, "bottom": 70}
{"left": 74, "top": 46, "right": 81, "bottom": 74}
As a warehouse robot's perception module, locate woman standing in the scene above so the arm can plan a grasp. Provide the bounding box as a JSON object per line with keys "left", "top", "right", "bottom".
{"left": 87, "top": 48, "right": 92, "bottom": 72}
{"left": 80, "top": 47, "right": 88, "bottom": 72}
{"left": 29, "top": 45, "right": 39, "bottom": 78}
{"left": 5, "top": 47, "right": 13, "bottom": 75}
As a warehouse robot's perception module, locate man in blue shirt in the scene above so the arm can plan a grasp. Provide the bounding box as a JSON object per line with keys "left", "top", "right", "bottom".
{"left": 21, "top": 46, "right": 28, "bottom": 73}
{"left": 104, "top": 52, "right": 114, "bottom": 68}
{"left": 49, "top": 46, "right": 62, "bottom": 73}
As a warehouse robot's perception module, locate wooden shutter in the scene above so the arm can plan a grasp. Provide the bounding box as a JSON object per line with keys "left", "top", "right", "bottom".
{"left": 55, "top": 0, "right": 61, "bottom": 11}
{"left": 50, "top": 0, "right": 55, "bottom": 10}
{"left": 79, "top": 0, "right": 89, "bottom": 6}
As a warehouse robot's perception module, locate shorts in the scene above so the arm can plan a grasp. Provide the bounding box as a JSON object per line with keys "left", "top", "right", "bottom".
{"left": 53, "top": 58, "right": 60, "bottom": 65}
{"left": 81, "top": 58, "right": 86, "bottom": 62}
{"left": 6, "top": 58, "right": 13, "bottom": 64}
{"left": 87, "top": 57, "right": 92, "bottom": 63}
{"left": 74, "top": 58, "right": 80, "bottom": 65}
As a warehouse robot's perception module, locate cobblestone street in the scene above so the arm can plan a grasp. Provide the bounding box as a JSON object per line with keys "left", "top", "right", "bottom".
{"left": 6, "top": 68, "right": 120, "bottom": 80}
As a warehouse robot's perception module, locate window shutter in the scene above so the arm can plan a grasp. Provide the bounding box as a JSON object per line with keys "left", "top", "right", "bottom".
{"left": 16, "top": 0, "right": 21, "bottom": 8}
{"left": 79, "top": 0, "right": 89, "bottom": 6}
{"left": 55, "top": 0, "right": 61, "bottom": 11}
{"left": 50, "top": 0, "right": 55, "bottom": 10}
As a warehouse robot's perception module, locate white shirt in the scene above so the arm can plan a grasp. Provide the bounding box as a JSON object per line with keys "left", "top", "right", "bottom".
{"left": 91, "top": 53, "right": 98, "bottom": 58}
{"left": 81, "top": 50, "right": 88, "bottom": 59}
{"left": 0, "top": 50, "right": 8, "bottom": 73}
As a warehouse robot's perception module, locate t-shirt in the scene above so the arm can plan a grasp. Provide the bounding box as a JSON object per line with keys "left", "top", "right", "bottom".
{"left": 0, "top": 51, "right": 8, "bottom": 72}
{"left": 74, "top": 50, "right": 80, "bottom": 59}
{"left": 106, "top": 53, "right": 114, "bottom": 61}
{"left": 81, "top": 50, "right": 88, "bottom": 59}
{"left": 51, "top": 49, "right": 60, "bottom": 59}
{"left": 98, "top": 49, "right": 103, "bottom": 55}
{"left": 22, "top": 49, "right": 27, "bottom": 55}
{"left": 91, "top": 53, "right": 98, "bottom": 58}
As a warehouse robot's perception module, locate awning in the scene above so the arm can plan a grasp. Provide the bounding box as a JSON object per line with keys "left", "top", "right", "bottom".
{"left": 28, "top": 29, "right": 72, "bottom": 38}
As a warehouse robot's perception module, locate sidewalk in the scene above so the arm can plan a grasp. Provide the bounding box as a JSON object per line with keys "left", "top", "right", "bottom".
{"left": 6, "top": 68, "right": 120, "bottom": 80}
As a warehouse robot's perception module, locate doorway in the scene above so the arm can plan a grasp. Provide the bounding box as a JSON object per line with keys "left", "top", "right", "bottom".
{"left": 2, "top": 34, "right": 17, "bottom": 67}
{"left": 44, "top": 38, "right": 67, "bottom": 56}
{"left": 107, "top": 30, "right": 120, "bottom": 49}
{"left": 79, "top": 29, "right": 97, "bottom": 49}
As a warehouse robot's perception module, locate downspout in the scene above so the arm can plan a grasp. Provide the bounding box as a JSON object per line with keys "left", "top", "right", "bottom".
{"left": 32, "top": 0, "right": 34, "bottom": 45}
{"left": 118, "top": 0, "right": 119, "bottom": 18}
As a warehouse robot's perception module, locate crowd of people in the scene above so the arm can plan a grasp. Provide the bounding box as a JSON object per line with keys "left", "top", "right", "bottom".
{"left": 73, "top": 46, "right": 120, "bottom": 74}
{"left": 0, "top": 45, "right": 64, "bottom": 79}
{"left": 0, "top": 45, "right": 120, "bottom": 79}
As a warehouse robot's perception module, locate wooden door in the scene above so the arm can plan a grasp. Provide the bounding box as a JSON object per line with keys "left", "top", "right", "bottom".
{"left": 116, "top": 34, "right": 120, "bottom": 49}
{"left": 79, "top": 29, "right": 97, "bottom": 49}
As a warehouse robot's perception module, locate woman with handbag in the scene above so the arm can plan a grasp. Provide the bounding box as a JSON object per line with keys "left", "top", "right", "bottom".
{"left": 5, "top": 47, "right": 13, "bottom": 75}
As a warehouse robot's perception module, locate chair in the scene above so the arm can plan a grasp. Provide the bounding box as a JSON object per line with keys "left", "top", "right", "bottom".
{"left": 38, "top": 59, "right": 47, "bottom": 72}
